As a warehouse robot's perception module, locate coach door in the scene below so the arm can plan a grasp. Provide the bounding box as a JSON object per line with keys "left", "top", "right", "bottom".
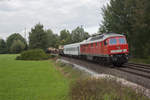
{"left": 77, "top": 47, "right": 79, "bottom": 55}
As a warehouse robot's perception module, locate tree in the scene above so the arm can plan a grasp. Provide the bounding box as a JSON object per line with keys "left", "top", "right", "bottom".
{"left": 46, "top": 29, "right": 59, "bottom": 48}
{"left": 29, "top": 23, "right": 49, "bottom": 50}
{"left": 6, "top": 33, "right": 27, "bottom": 52}
{"left": 0, "top": 39, "right": 7, "bottom": 54}
{"left": 52, "top": 34, "right": 60, "bottom": 48}
{"left": 99, "top": 0, "right": 136, "bottom": 34}
{"left": 60, "top": 29, "right": 71, "bottom": 45}
{"left": 10, "top": 40, "right": 25, "bottom": 53}
{"left": 131, "top": 0, "right": 150, "bottom": 57}
{"left": 71, "top": 26, "right": 90, "bottom": 43}
{"left": 46, "top": 29, "right": 54, "bottom": 47}
{"left": 99, "top": 0, "right": 148, "bottom": 57}
{"left": 99, "top": 0, "right": 150, "bottom": 58}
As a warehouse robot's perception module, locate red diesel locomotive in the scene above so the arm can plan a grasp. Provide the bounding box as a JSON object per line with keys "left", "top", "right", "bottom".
{"left": 63, "top": 33, "right": 129, "bottom": 66}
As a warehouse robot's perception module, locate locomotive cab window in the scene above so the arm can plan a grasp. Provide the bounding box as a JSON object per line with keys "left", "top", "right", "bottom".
{"left": 104, "top": 40, "right": 108, "bottom": 46}
{"left": 119, "top": 38, "right": 126, "bottom": 44}
{"left": 109, "top": 38, "right": 117, "bottom": 45}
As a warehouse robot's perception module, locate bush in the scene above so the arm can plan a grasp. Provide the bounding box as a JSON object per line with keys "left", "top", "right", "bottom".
{"left": 47, "top": 54, "right": 57, "bottom": 59}
{"left": 70, "top": 78, "right": 149, "bottom": 100}
{"left": 16, "top": 49, "right": 48, "bottom": 60}
{"left": 10, "top": 40, "right": 26, "bottom": 54}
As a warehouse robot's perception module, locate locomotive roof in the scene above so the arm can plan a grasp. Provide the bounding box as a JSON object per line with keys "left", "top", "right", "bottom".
{"left": 80, "top": 33, "right": 125, "bottom": 45}
{"left": 64, "top": 42, "right": 81, "bottom": 48}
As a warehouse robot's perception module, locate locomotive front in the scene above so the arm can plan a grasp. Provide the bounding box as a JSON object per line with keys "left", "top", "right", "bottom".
{"left": 106, "top": 35, "right": 129, "bottom": 66}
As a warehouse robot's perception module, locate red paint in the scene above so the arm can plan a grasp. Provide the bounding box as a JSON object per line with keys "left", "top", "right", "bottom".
{"left": 80, "top": 36, "right": 129, "bottom": 56}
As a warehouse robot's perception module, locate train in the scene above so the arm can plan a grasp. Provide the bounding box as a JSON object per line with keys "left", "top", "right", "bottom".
{"left": 60, "top": 33, "right": 129, "bottom": 67}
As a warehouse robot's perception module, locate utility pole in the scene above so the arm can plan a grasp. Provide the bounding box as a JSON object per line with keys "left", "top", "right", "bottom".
{"left": 24, "top": 28, "right": 27, "bottom": 40}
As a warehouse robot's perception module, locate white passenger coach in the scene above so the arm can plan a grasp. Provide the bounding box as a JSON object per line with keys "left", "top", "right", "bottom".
{"left": 63, "top": 43, "right": 81, "bottom": 56}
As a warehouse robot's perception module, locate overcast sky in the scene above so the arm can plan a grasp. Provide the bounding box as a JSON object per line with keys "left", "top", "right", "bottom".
{"left": 0, "top": 0, "right": 109, "bottom": 39}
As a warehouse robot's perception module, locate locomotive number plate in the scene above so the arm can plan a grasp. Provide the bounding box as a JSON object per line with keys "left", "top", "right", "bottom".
{"left": 111, "top": 49, "right": 127, "bottom": 53}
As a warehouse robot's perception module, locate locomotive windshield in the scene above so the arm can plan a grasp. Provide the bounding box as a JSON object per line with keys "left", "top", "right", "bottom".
{"left": 109, "top": 37, "right": 126, "bottom": 45}
{"left": 119, "top": 38, "right": 126, "bottom": 44}
{"left": 109, "top": 38, "right": 117, "bottom": 45}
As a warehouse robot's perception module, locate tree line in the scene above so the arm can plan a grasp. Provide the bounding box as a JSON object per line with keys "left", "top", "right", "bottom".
{"left": 0, "top": 23, "right": 90, "bottom": 54}
{"left": 99, "top": 0, "right": 150, "bottom": 58}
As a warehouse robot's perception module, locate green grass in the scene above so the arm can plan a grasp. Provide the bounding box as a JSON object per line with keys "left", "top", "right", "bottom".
{"left": 56, "top": 62, "right": 89, "bottom": 80}
{"left": 1, "top": 55, "right": 149, "bottom": 100}
{"left": 70, "top": 78, "right": 150, "bottom": 100}
{"left": 129, "top": 58, "right": 150, "bottom": 64}
{"left": 0, "top": 54, "right": 69, "bottom": 100}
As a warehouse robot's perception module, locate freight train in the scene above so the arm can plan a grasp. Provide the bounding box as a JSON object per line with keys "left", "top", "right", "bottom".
{"left": 60, "top": 33, "right": 129, "bottom": 66}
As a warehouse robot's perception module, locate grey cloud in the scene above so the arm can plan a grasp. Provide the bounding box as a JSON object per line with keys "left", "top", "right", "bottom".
{"left": 0, "top": 0, "right": 110, "bottom": 39}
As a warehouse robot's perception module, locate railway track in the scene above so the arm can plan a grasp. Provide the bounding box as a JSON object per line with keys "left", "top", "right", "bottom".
{"left": 62, "top": 56, "right": 150, "bottom": 80}
{"left": 61, "top": 57, "right": 150, "bottom": 89}
{"left": 116, "top": 63, "right": 150, "bottom": 79}
{"left": 127, "top": 62, "right": 150, "bottom": 70}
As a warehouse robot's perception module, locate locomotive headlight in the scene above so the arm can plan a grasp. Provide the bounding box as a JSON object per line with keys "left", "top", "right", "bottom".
{"left": 110, "top": 55, "right": 113, "bottom": 57}
{"left": 111, "top": 49, "right": 127, "bottom": 53}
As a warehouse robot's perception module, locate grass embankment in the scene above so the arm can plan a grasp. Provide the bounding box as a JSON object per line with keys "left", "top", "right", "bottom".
{"left": 130, "top": 58, "right": 150, "bottom": 64}
{"left": 0, "top": 55, "right": 69, "bottom": 100}
{"left": 56, "top": 61, "right": 89, "bottom": 81}
{"left": 57, "top": 60, "right": 150, "bottom": 100}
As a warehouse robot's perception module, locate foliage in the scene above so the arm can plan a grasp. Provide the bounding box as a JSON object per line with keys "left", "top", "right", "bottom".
{"left": 47, "top": 54, "right": 58, "bottom": 59}
{"left": 0, "top": 39, "right": 7, "bottom": 54}
{"left": 57, "top": 61, "right": 149, "bottom": 100}
{"left": 58, "top": 27, "right": 90, "bottom": 45}
{"left": 56, "top": 61, "right": 87, "bottom": 80}
{"left": 70, "top": 78, "right": 149, "bottom": 100}
{"left": 10, "top": 40, "right": 26, "bottom": 53}
{"left": 16, "top": 49, "right": 48, "bottom": 60}
{"left": 99, "top": 0, "right": 150, "bottom": 58}
{"left": 6, "top": 33, "right": 27, "bottom": 53}
{"left": 132, "top": 0, "right": 150, "bottom": 58}
{"left": 59, "top": 27, "right": 90, "bottom": 45}
{"left": 60, "top": 29, "right": 71, "bottom": 45}
{"left": 130, "top": 57, "right": 150, "bottom": 64}
{"left": 29, "top": 23, "right": 49, "bottom": 50}
{"left": 46, "top": 29, "right": 59, "bottom": 48}
{"left": 0, "top": 55, "right": 69, "bottom": 100}
{"left": 71, "top": 26, "right": 90, "bottom": 43}
{"left": 5, "top": 24, "right": 91, "bottom": 53}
